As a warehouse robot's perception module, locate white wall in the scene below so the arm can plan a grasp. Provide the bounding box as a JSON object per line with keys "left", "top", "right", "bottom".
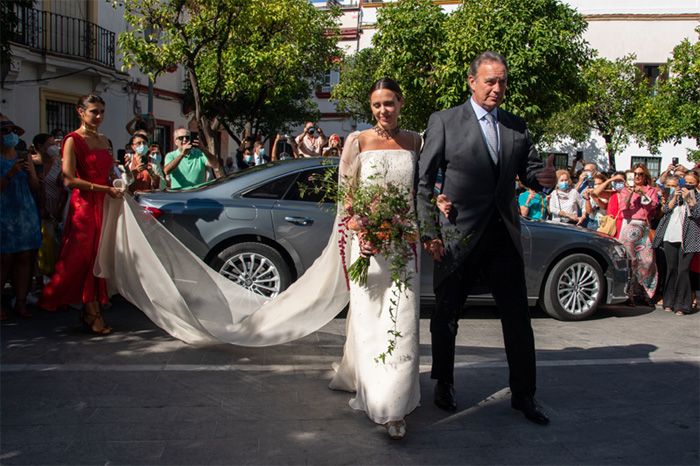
{"left": 585, "top": 20, "right": 699, "bottom": 62}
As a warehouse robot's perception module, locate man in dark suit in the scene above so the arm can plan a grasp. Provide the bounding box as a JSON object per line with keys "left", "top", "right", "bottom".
{"left": 416, "top": 51, "right": 556, "bottom": 425}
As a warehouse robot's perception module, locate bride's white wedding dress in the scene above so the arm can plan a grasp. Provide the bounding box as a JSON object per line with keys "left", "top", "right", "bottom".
{"left": 94, "top": 131, "right": 420, "bottom": 424}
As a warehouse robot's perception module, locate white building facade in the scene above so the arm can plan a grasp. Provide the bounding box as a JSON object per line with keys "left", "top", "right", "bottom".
{"left": 313, "top": 0, "right": 700, "bottom": 176}
{"left": 1, "top": 0, "right": 234, "bottom": 162}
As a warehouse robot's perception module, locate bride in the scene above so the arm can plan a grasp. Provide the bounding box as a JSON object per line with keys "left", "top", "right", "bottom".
{"left": 96, "top": 78, "right": 422, "bottom": 439}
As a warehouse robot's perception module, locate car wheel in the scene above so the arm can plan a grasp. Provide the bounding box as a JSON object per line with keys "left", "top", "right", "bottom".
{"left": 541, "top": 253, "right": 604, "bottom": 321}
{"left": 210, "top": 242, "right": 292, "bottom": 298}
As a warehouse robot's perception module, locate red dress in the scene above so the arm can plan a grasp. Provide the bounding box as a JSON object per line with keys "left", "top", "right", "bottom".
{"left": 40, "top": 132, "right": 112, "bottom": 309}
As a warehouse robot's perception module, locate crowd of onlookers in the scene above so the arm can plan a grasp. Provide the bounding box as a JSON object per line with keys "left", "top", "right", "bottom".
{"left": 517, "top": 160, "right": 700, "bottom": 315}
{"left": 0, "top": 109, "right": 346, "bottom": 323}
{"left": 2, "top": 102, "right": 698, "bottom": 323}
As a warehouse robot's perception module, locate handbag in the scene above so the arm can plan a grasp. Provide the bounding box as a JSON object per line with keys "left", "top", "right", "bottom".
{"left": 596, "top": 215, "right": 616, "bottom": 236}
{"left": 597, "top": 194, "right": 619, "bottom": 236}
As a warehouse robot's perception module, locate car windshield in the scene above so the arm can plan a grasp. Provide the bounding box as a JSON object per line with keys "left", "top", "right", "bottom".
{"left": 165, "top": 162, "right": 281, "bottom": 192}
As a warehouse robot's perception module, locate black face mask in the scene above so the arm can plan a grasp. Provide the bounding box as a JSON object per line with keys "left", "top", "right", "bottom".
{"left": 686, "top": 185, "right": 697, "bottom": 190}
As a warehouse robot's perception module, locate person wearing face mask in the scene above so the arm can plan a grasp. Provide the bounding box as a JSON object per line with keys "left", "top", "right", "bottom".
{"left": 607, "top": 164, "right": 659, "bottom": 305}
{"left": 548, "top": 170, "right": 585, "bottom": 225}
{"left": 252, "top": 141, "right": 267, "bottom": 166}
{"left": 592, "top": 171, "right": 627, "bottom": 237}
{"left": 127, "top": 134, "right": 160, "bottom": 193}
{"left": 31, "top": 133, "right": 68, "bottom": 278}
{"left": 580, "top": 173, "right": 608, "bottom": 230}
{"left": 575, "top": 162, "right": 598, "bottom": 194}
{"left": 652, "top": 173, "right": 700, "bottom": 315}
{"left": 0, "top": 115, "right": 42, "bottom": 320}
{"left": 148, "top": 143, "right": 167, "bottom": 189}
{"left": 240, "top": 148, "right": 254, "bottom": 168}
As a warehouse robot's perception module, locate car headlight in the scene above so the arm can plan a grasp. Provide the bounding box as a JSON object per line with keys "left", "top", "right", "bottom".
{"left": 612, "top": 244, "right": 627, "bottom": 261}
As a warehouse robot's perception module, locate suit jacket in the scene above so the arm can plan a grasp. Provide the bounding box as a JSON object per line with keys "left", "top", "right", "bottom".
{"left": 416, "top": 100, "right": 545, "bottom": 288}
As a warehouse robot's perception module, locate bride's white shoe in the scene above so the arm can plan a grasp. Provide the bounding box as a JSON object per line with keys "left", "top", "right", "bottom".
{"left": 385, "top": 420, "right": 407, "bottom": 440}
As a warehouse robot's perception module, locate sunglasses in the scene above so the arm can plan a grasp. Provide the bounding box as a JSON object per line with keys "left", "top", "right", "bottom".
{"left": 0, "top": 128, "right": 17, "bottom": 135}
{"left": 634, "top": 172, "right": 645, "bottom": 176}
{"left": 176, "top": 135, "right": 191, "bottom": 141}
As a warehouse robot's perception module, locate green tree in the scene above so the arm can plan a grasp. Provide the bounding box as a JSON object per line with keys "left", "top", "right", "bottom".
{"left": 636, "top": 26, "right": 700, "bottom": 161}
{"left": 333, "top": 0, "right": 591, "bottom": 135}
{"left": 333, "top": 0, "right": 446, "bottom": 131}
{"left": 118, "top": 0, "right": 340, "bottom": 154}
{"left": 438, "top": 0, "right": 591, "bottom": 137}
{"left": 544, "top": 55, "right": 649, "bottom": 171}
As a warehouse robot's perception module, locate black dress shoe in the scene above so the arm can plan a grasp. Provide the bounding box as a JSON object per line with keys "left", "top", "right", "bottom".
{"left": 511, "top": 397, "right": 550, "bottom": 425}
{"left": 434, "top": 381, "right": 457, "bottom": 412}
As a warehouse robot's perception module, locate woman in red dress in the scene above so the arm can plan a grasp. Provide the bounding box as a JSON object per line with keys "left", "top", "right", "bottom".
{"left": 40, "top": 95, "right": 123, "bottom": 334}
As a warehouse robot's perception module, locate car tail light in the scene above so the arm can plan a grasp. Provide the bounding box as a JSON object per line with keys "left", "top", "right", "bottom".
{"left": 143, "top": 206, "right": 163, "bottom": 219}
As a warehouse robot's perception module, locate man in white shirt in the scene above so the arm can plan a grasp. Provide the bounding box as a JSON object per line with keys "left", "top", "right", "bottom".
{"left": 295, "top": 122, "right": 327, "bottom": 157}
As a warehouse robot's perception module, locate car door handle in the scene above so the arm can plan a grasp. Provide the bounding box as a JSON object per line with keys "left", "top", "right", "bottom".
{"left": 284, "top": 216, "right": 314, "bottom": 226}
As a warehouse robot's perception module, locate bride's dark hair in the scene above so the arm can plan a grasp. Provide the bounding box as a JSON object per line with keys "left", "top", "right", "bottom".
{"left": 369, "top": 77, "right": 403, "bottom": 100}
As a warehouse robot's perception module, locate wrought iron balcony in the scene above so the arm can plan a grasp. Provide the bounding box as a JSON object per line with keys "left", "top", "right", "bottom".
{"left": 12, "top": 5, "right": 115, "bottom": 69}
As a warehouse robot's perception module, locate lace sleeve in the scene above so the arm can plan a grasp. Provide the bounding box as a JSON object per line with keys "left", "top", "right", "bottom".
{"left": 339, "top": 131, "right": 361, "bottom": 186}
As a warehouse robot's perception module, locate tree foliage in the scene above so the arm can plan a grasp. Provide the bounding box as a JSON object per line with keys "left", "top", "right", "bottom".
{"left": 333, "top": 0, "right": 445, "bottom": 131}
{"left": 333, "top": 0, "right": 591, "bottom": 136}
{"left": 636, "top": 26, "right": 700, "bottom": 161}
{"left": 118, "top": 0, "right": 341, "bottom": 153}
{"left": 0, "top": 0, "right": 33, "bottom": 87}
{"left": 543, "top": 56, "right": 648, "bottom": 171}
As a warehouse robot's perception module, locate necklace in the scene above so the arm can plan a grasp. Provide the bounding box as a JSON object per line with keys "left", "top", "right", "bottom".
{"left": 373, "top": 124, "right": 400, "bottom": 139}
{"left": 81, "top": 124, "right": 100, "bottom": 137}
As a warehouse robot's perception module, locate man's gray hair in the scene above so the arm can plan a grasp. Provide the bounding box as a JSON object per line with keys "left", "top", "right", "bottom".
{"left": 468, "top": 51, "right": 509, "bottom": 78}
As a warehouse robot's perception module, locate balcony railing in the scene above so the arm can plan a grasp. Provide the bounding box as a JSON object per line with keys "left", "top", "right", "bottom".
{"left": 12, "top": 5, "right": 115, "bottom": 69}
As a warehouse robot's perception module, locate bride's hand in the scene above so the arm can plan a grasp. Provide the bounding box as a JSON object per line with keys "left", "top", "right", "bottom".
{"left": 358, "top": 235, "right": 378, "bottom": 258}
{"left": 436, "top": 194, "right": 452, "bottom": 218}
{"left": 423, "top": 238, "right": 445, "bottom": 262}
{"left": 107, "top": 187, "right": 124, "bottom": 199}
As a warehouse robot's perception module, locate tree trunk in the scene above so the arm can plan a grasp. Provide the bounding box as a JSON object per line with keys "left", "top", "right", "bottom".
{"left": 604, "top": 135, "right": 616, "bottom": 172}
{"left": 187, "top": 64, "right": 219, "bottom": 163}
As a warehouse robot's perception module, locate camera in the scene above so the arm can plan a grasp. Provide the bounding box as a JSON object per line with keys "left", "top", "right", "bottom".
{"left": 672, "top": 157, "right": 679, "bottom": 166}
{"left": 307, "top": 127, "right": 315, "bottom": 135}
{"left": 587, "top": 178, "right": 595, "bottom": 189}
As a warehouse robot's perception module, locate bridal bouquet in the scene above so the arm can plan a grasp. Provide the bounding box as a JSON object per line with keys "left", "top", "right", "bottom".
{"left": 339, "top": 175, "right": 419, "bottom": 363}
{"left": 341, "top": 180, "right": 418, "bottom": 288}
{"left": 298, "top": 164, "right": 419, "bottom": 363}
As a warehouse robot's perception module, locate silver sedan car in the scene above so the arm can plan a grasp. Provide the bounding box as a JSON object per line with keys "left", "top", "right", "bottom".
{"left": 136, "top": 158, "right": 630, "bottom": 321}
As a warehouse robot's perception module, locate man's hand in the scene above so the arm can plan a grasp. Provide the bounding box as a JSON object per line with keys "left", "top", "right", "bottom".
{"left": 436, "top": 194, "right": 452, "bottom": 218}
{"left": 422, "top": 238, "right": 445, "bottom": 262}
{"left": 535, "top": 154, "right": 557, "bottom": 188}
{"left": 181, "top": 139, "right": 193, "bottom": 154}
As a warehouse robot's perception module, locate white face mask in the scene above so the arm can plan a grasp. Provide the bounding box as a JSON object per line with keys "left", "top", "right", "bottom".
{"left": 135, "top": 144, "right": 149, "bottom": 156}
{"left": 46, "top": 145, "right": 60, "bottom": 157}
